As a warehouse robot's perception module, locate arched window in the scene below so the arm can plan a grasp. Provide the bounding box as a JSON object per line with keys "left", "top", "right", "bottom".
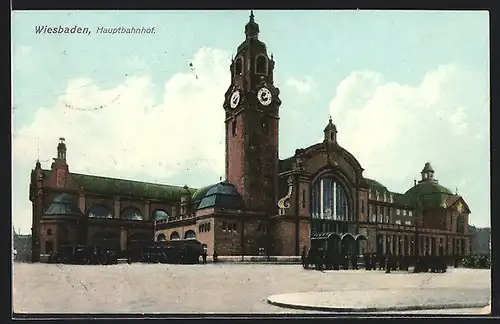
{"left": 256, "top": 55, "right": 267, "bottom": 74}
{"left": 184, "top": 230, "right": 196, "bottom": 240}
{"left": 121, "top": 207, "right": 143, "bottom": 221}
{"left": 46, "top": 228, "right": 52, "bottom": 236}
{"left": 311, "top": 175, "right": 350, "bottom": 221}
{"left": 170, "top": 231, "right": 180, "bottom": 240}
{"left": 235, "top": 58, "right": 243, "bottom": 76}
{"left": 156, "top": 233, "right": 166, "bottom": 241}
{"left": 87, "top": 204, "right": 113, "bottom": 219}
{"left": 152, "top": 210, "right": 169, "bottom": 221}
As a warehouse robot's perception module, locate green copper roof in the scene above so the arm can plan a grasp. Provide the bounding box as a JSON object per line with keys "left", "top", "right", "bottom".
{"left": 364, "top": 178, "right": 388, "bottom": 191}
{"left": 393, "top": 193, "right": 413, "bottom": 208}
{"left": 42, "top": 170, "right": 197, "bottom": 201}
{"left": 404, "top": 181, "right": 453, "bottom": 210}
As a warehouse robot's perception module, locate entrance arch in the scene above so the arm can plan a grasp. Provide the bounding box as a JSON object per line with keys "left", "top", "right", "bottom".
{"left": 341, "top": 233, "right": 356, "bottom": 256}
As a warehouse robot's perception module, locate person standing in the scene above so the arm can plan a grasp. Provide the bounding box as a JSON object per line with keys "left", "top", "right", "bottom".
{"left": 201, "top": 247, "right": 208, "bottom": 264}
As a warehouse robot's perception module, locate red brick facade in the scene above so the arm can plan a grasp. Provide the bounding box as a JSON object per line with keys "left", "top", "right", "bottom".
{"left": 29, "top": 13, "right": 472, "bottom": 261}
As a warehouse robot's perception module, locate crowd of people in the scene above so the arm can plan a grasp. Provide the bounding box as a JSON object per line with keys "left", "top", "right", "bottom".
{"left": 301, "top": 246, "right": 452, "bottom": 273}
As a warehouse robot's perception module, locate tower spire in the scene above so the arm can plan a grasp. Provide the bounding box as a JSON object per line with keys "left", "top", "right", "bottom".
{"left": 245, "top": 10, "right": 260, "bottom": 39}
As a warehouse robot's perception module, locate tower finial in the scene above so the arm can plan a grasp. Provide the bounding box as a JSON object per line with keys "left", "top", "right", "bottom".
{"left": 250, "top": 10, "right": 254, "bottom": 21}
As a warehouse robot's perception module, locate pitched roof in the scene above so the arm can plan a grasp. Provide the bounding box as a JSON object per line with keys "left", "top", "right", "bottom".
{"left": 42, "top": 170, "right": 197, "bottom": 201}
{"left": 364, "top": 178, "right": 389, "bottom": 192}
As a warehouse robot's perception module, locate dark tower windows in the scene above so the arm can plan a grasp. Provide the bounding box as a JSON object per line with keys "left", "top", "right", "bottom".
{"left": 235, "top": 58, "right": 243, "bottom": 76}
{"left": 256, "top": 55, "right": 267, "bottom": 75}
{"left": 232, "top": 120, "right": 237, "bottom": 136}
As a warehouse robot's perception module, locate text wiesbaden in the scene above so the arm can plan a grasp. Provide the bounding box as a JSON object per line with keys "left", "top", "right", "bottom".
{"left": 34, "top": 26, "right": 156, "bottom": 35}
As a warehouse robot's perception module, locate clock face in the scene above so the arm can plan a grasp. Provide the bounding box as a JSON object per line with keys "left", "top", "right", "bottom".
{"left": 230, "top": 91, "right": 240, "bottom": 109}
{"left": 257, "top": 87, "right": 272, "bottom": 106}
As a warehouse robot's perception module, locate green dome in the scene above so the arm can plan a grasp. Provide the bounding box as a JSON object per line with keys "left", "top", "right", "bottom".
{"left": 404, "top": 181, "right": 453, "bottom": 209}
{"left": 191, "top": 183, "right": 218, "bottom": 202}
{"left": 197, "top": 182, "right": 243, "bottom": 211}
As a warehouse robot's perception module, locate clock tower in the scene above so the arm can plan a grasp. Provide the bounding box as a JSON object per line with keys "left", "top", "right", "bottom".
{"left": 223, "top": 11, "right": 282, "bottom": 213}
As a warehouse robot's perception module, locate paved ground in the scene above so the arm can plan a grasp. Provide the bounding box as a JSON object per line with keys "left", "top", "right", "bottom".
{"left": 268, "top": 288, "right": 489, "bottom": 312}
{"left": 13, "top": 263, "right": 490, "bottom": 314}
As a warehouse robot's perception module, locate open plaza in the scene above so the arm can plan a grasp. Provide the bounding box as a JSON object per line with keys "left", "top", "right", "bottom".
{"left": 13, "top": 262, "right": 490, "bottom": 314}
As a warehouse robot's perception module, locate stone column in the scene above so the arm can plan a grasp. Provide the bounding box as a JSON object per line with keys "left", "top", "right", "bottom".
{"left": 114, "top": 197, "right": 120, "bottom": 219}
{"left": 120, "top": 227, "right": 127, "bottom": 251}
{"left": 144, "top": 200, "right": 150, "bottom": 220}
{"left": 78, "top": 193, "right": 86, "bottom": 214}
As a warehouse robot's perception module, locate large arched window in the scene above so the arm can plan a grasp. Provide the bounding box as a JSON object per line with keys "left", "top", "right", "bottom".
{"left": 311, "top": 175, "right": 350, "bottom": 221}
{"left": 121, "top": 207, "right": 143, "bottom": 221}
{"left": 152, "top": 209, "right": 169, "bottom": 221}
{"left": 88, "top": 204, "right": 113, "bottom": 219}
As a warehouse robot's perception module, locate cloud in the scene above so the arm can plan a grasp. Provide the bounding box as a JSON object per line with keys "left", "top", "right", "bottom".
{"left": 285, "top": 76, "right": 317, "bottom": 95}
{"left": 328, "top": 62, "right": 489, "bottom": 225}
{"left": 12, "top": 47, "right": 231, "bottom": 233}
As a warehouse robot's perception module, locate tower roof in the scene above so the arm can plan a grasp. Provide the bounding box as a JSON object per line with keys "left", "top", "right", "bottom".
{"left": 422, "top": 162, "right": 434, "bottom": 173}
{"left": 324, "top": 116, "right": 337, "bottom": 133}
{"left": 245, "top": 10, "right": 259, "bottom": 39}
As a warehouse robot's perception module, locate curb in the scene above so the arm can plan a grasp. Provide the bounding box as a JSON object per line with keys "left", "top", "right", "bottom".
{"left": 267, "top": 298, "right": 488, "bottom": 313}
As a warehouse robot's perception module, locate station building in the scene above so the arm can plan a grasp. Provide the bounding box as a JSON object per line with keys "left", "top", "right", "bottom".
{"left": 29, "top": 12, "right": 471, "bottom": 261}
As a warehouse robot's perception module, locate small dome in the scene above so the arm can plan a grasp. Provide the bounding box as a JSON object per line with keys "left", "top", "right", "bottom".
{"left": 196, "top": 182, "right": 243, "bottom": 210}
{"left": 44, "top": 193, "right": 83, "bottom": 218}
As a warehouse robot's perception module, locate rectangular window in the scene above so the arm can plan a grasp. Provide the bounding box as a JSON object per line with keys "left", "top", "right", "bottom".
{"left": 396, "top": 220, "right": 401, "bottom": 225}
{"left": 361, "top": 199, "right": 365, "bottom": 213}
{"left": 232, "top": 120, "right": 237, "bottom": 136}
{"left": 222, "top": 222, "right": 227, "bottom": 231}
{"left": 396, "top": 209, "right": 401, "bottom": 216}
{"left": 302, "top": 190, "right": 306, "bottom": 208}
{"left": 403, "top": 210, "right": 407, "bottom": 216}
{"left": 409, "top": 211, "right": 413, "bottom": 217}
{"left": 404, "top": 221, "right": 411, "bottom": 225}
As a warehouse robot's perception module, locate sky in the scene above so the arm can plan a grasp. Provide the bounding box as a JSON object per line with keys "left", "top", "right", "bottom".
{"left": 11, "top": 10, "right": 490, "bottom": 234}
